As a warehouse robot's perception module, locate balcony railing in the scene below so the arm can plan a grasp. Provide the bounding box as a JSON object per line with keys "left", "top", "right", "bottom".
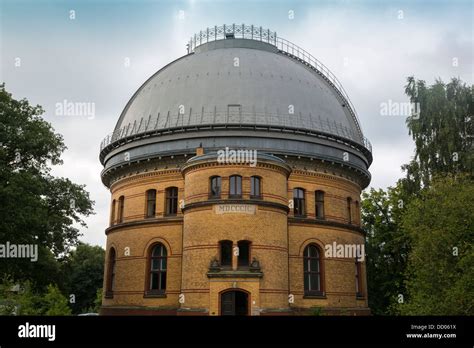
{"left": 99, "top": 110, "right": 372, "bottom": 154}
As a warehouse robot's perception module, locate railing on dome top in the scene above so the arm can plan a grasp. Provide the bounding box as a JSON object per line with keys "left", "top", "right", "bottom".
{"left": 99, "top": 110, "right": 372, "bottom": 154}
{"left": 99, "top": 24, "right": 373, "bottom": 155}
{"left": 186, "top": 24, "right": 364, "bottom": 139}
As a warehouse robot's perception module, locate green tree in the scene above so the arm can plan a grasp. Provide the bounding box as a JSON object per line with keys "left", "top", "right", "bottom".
{"left": 397, "top": 175, "right": 474, "bottom": 315}
{"left": 41, "top": 284, "right": 72, "bottom": 315}
{"left": 0, "top": 84, "right": 94, "bottom": 286}
{"left": 85, "top": 288, "right": 103, "bottom": 313}
{"left": 363, "top": 76, "right": 473, "bottom": 315}
{"left": 0, "top": 276, "right": 22, "bottom": 315}
{"left": 402, "top": 77, "right": 473, "bottom": 193}
{"left": 362, "top": 185, "right": 411, "bottom": 314}
{"left": 61, "top": 243, "right": 104, "bottom": 314}
{"left": 0, "top": 278, "right": 71, "bottom": 315}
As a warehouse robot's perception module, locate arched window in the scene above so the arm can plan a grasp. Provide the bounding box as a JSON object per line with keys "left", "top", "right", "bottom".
{"left": 303, "top": 244, "right": 323, "bottom": 295}
{"left": 149, "top": 244, "right": 167, "bottom": 293}
{"left": 210, "top": 176, "right": 221, "bottom": 198}
{"left": 229, "top": 175, "right": 242, "bottom": 198}
{"left": 106, "top": 248, "right": 116, "bottom": 297}
{"left": 110, "top": 199, "right": 116, "bottom": 226}
{"left": 355, "top": 260, "right": 363, "bottom": 297}
{"left": 315, "top": 190, "right": 325, "bottom": 219}
{"left": 118, "top": 196, "right": 125, "bottom": 223}
{"left": 293, "top": 188, "right": 306, "bottom": 217}
{"left": 220, "top": 240, "right": 233, "bottom": 267}
{"left": 347, "top": 197, "right": 352, "bottom": 224}
{"left": 165, "top": 187, "right": 178, "bottom": 215}
{"left": 146, "top": 189, "right": 156, "bottom": 218}
{"left": 237, "top": 240, "right": 251, "bottom": 268}
{"left": 250, "top": 176, "right": 261, "bottom": 198}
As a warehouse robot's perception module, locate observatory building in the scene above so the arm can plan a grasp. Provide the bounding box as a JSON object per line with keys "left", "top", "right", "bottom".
{"left": 99, "top": 24, "right": 372, "bottom": 316}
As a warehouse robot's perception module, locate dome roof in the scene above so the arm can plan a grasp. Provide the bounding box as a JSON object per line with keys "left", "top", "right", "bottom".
{"left": 100, "top": 25, "right": 372, "bottom": 187}
{"left": 113, "top": 39, "right": 361, "bottom": 142}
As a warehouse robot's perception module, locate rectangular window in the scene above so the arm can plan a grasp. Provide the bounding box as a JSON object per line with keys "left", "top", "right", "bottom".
{"left": 355, "top": 261, "right": 362, "bottom": 297}
{"left": 355, "top": 201, "right": 360, "bottom": 225}
{"left": 110, "top": 200, "right": 116, "bottom": 225}
{"left": 146, "top": 190, "right": 156, "bottom": 218}
{"left": 229, "top": 175, "right": 242, "bottom": 198}
{"left": 250, "top": 176, "right": 261, "bottom": 198}
{"left": 315, "top": 191, "right": 324, "bottom": 219}
{"left": 118, "top": 196, "right": 125, "bottom": 223}
{"left": 293, "top": 188, "right": 305, "bottom": 217}
{"left": 210, "top": 176, "right": 221, "bottom": 198}
{"left": 237, "top": 241, "right": 250, "bottom": 267}
{"left": 220, "top": 241, "right": 233, "bottom": 267}
{"left": 166, "top": 187, "right": 178, "bottom": 215}
{"left": 347, "top": 197, "right": 352, "bottom": 224}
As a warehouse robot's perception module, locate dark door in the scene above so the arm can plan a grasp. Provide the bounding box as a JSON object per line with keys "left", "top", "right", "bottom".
{"left": 234, "top": 291, "right": 248, "bottom": 315}
{"left": 221, "top": 290, "right": 248, "bottom": 316}
{"left": 221, "top": 291, "right": 235, "bottom": 315}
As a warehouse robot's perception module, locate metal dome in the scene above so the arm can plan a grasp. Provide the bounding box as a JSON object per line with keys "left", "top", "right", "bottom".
{"left": 100, "top": 24, "right": 372, "bottom": 185}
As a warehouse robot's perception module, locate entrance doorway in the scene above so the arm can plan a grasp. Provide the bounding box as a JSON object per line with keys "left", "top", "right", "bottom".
{"left": 220, "top": 290, "right": 249, "bottom": 316}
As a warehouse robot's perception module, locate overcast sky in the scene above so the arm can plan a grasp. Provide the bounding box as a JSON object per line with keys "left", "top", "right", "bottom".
{"left": 1, "top": 0, "right": 472, "bottom": 248}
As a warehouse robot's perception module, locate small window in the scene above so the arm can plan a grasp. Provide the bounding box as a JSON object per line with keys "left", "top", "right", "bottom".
{"left": 149, "top": 244, "right": 167, "bottom": 292}
{"left": 146, "top": 189, "right": 156, "bottom": 218}
{"left": 237, "top": 240, "right": 250, "bottom": 268}
{"left": 293, "top": 188, "right": 306, "bottom": 217}
{"left": 347, "top": 197, "right": 352, "bottom": 224}
{"left": 110, "top": 199, "right": 116, "bottom": 226}
{"left": 220, "top": 240, "right": 233, "bottom": 267}
{"left": 355, "top": 260, "right": 362, "bottom": 297}
{"left": 250, "top": 176, "right": 261, "bottom": 198}
{"left": 106, "top": 248, "right": 116, "bottom": 295}
{"left": 165, "top": 187, "right": 178, "bottom": 215}
{"left": 303, "top": 244, "right": 322, "bottom": 295}
{"left": 118, "top": 196, "right": 125, "bottom": 223}
{"left": 210, "top": 176, "right": 221, "bottom": 198}
{"left": 229, "top": 175, "right": 242, "bottom": 198}
{"left": 228, "top": 104, "right": 241, "bottom": 123}
{"left": 315, "top": 191, "right": 325, "bottom": 219}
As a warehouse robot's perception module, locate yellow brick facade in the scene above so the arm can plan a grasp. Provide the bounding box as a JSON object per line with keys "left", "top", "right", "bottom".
{"left": 100, "top": 154, "right": 369, "bottom": 316}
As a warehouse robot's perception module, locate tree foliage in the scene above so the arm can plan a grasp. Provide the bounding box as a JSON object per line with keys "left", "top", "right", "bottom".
{"left": 362, "top": 185, "right": 410, "bottom": 314}
{"left": 61, "top": 243, "right": 104, "bottom": 314}
{"left": 363, "top": 77, "right": 473, "bottom": 315}
{"left": 41, "top": 284, "right": 72, "bottom": 316}
{"left": 397, "top": 175, "right": 474, "bottom": 315}
{"left": 0, "top": 278, "right": 71, "bottom": 315}
{"left": 402, "top": 77, "right": 473, "bottom": 193}
{"left": 0, "top": 84, "right": 94, "bottom": 286}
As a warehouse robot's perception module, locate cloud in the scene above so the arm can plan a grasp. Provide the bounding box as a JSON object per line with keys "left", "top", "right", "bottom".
{"left": 1, "top": 1, "right": 472, "bottom": 247}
